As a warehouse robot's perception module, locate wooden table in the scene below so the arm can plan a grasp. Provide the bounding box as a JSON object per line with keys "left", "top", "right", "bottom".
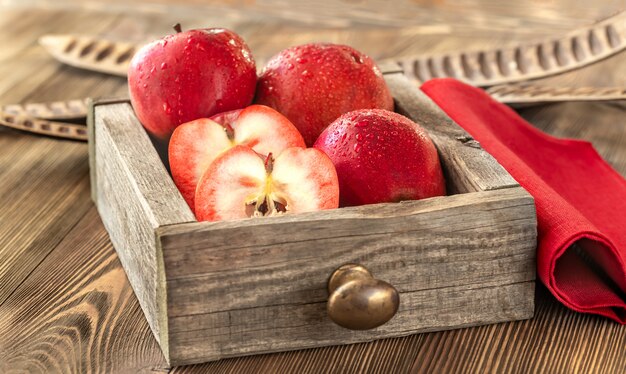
{"left": 0, "top": 2, "right": 625, "bottom": 373}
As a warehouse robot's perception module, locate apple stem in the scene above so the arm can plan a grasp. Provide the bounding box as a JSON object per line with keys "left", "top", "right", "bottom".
{"left": 173, "top": 23, "right": 182, "bottom": 33}
{"left": 224, "top": 123, "right": 235, "bottom": 140}
{"left": 264, "top": 153, "right": 274, "bottom": 173}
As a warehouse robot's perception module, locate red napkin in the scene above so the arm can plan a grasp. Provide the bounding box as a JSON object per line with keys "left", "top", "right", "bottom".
{"left": 421, "top": 78, "right": 626, "bottom": 323}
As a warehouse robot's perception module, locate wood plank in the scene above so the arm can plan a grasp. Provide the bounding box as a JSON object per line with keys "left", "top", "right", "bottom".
{"left": 93, "top": 102, "right": 195, "bottom": 362}
{"left": 159, "top": 187, "right": 534, "bottom": 280}
{"left": 167, "top": 281, "right": 534, "bottom": 365}
{"left": 385, "top": 72, "right": 519, "bottom": 194}
{"left": 158, "top": 187, "right": 536, "bottom": 364}
{"left": 0, "top": 209, "right": 169, "bottom": 373}
{"left": 0, "top": 8, "right": 131, "bottom": 309}
{"left": 0, "top": 134, "right": 91, "bottom": 305}
{"left": 0, "top": 10, "right": 127, "bottom": 103}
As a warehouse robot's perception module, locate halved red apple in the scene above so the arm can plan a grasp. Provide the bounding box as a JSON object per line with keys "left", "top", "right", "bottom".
{"left": 195, "top": 146, "right": 340, "bottom": 222}
{"left": 169, "top": 105, "right": 306, "bottom": 211}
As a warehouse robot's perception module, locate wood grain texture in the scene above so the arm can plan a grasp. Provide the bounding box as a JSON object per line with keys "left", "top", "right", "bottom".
{"left": 0, "top": 209, "right": 169, "bottom": 374}
{"left": 158, "top": 187, "right": 535, "bottom": 364}
{"left": 0, "top": 3, "right": 625, "bottom": 373}
{"left": 93, "top": 101, "right": 195, "bottom": 362}
{"left": 0, "top": 133, "right": 91, "bottom": 305}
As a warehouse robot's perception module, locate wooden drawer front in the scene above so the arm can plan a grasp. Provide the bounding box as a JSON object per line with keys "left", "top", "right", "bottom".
{"left": 158, "top": 188, "right": 535, "bottom": 364}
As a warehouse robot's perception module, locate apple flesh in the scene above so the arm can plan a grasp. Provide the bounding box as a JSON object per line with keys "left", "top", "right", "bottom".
{"left": 195, "top": 146, "right": 340, "bottom": 222}
{"left": 128, "top": 26, "right": 257, "bottom": 139}
{"left": 255, "top": 43, "right": 394, "bottom": 146}
{"left": 314, "top": 109, "right": 446, "bottom": 206}
{"left": 169, "top": 105, "right": 305, "bottom": 212}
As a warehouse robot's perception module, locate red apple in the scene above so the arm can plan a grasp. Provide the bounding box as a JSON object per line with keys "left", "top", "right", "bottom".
{"left": 128, "top": 25, "right": 257, "bottom": 139}
{"left": 195, "top": 146, "right": 339, "bottom": 222}
{"left": 169, "top": 105, "right": 305, "bottom": 211}
{"left": 255, "top": 43, "right": 394, "bottom": 146}
{"left": 314, "top": 109, "right": 445, "bottom": 206}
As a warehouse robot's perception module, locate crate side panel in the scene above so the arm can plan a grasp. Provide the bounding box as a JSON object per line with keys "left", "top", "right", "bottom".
{"left": 94, "top": 102, "right": 195, "bottom": 362}
{"left": 384, "top": 73, "right": 518, "bottom": 194}
{"left": 87, "top": 99, "right": 97, "bottom": 202}
{"left": 95, "top": 102, "right": 194, "bottom": 225}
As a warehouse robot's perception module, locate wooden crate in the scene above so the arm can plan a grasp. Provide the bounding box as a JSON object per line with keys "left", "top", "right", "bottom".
{"left": 88, "top": 66, "right": 537, "bottom": 366}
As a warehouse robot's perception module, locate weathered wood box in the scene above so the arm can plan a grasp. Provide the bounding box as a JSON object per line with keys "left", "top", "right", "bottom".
{"left": 88, "top": 66, "right": 537, "bottom": 366}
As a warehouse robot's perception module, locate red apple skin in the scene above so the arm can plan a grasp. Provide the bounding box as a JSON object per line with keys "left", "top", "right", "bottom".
{"left": 255, "top": 43, "right": 394, "bottom": 146}
{"left": 128, "top": 28, "right": 257, "bottom": 139}
{"left": 313, "top": 109, "right": 446, "bottom": 206}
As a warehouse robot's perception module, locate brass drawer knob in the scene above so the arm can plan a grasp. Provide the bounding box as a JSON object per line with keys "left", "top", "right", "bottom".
{"left": 327, "top": 264, "right": 400, "bottom": 330}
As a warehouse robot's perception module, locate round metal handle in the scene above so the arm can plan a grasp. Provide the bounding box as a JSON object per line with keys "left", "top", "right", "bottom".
{"left": 327, "top": 264, "right": 400, "bottom": 330}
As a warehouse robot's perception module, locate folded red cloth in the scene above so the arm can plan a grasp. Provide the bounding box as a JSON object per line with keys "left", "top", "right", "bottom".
{"left": 422, "top": 78, "right": 626, "bottom": 323}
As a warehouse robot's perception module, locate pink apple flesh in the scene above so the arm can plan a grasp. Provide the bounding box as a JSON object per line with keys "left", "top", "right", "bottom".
{"left": 195, "top": 146, "right": 340, "bottom": 222}
{"left": 169, "top": 105, "right": 305, "bottom": 211}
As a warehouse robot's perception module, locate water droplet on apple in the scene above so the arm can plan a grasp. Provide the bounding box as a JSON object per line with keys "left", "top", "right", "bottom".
{"left": 341, "top": 133, "right": 347, "bottom": 142}
{"left": 174, "top": 76, "right": 180, "bottom": 83}
{"left": 150, "top": 66, "right": 156, "bottom": 74}
{"left": 142, "top": 83, "right": 147, "bottom": 88}
{"left": 287, "top": 63, "right": 294, "bottom": 70}
{"left": 354, "top": 143, "right": 361, "bottom": 153}
{"left": 178, "top": 109, "right": 184, "bottom": 116}
{"left": 296, "top": 57, "right": 307, "bottom": 64}
{"left": 355, "top": 133, "right": 363, "bottom": 141}
{"left": 355, "top": 121, "right": 368, "bottom": 128}
{"left": 216, "top": 99, "right": 224, "bottom": 108}
{"left": 163, "top": 103, "right": 172, "bottom": 114}
{"left": 161, "top": 62, "right": 168, "bottom": 70}
{"left": 301, "top": 70, "right": 310, "bottom": 77}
